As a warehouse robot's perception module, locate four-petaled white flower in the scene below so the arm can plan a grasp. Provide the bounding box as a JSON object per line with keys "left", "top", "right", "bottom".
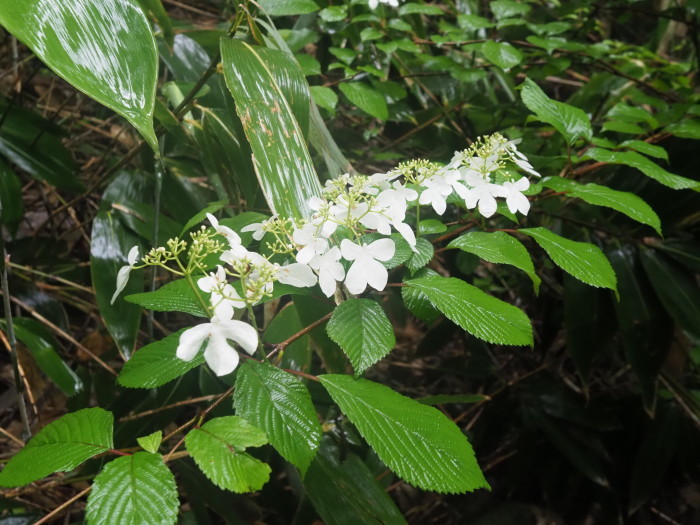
{"left": 419, "top": 175, "right": 454, "bottom": 215}
{"left": 207, "top": 213, "right": 242, "bottom": 248}
{"left": 111, "top": 245, "right": 139, "bottom": 305}
{"left": 241, "top": 221, "right": 266, "bottom": 241}
{"left": 501, "top": 177, "right": 531, "bottom": 215}
{"left": 197, "top": 265, "right": 245, "bottom": 320}
{"left": 461, "top": 171, "right": 507, "bottom": 218}
{"left": 176, "top": 315, "right": 258, "bottom": 376}
{"left": 293, "top": 223, "right": 329, "bottom": 264}
{"left": 309, "top": 246, "right": 345, "bottom": 297}
{"left": 340, "top": 238, "right": 395, "bottom": 295}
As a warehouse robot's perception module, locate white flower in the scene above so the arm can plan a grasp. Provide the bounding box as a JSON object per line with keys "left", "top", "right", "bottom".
{"left": 241, "top": 221, "right": 266, "bottom": 241}
{"left": 501, "top": 177, "right": 531, "bottom": 215}
{"left": 110, "top": 245, "right": 139, "bottom": 305}
{"left": 330, "top": 198, "right": 369, "bottom": 224}
{"left": 392, "top": 221, "right": 417, "bottom": 251}
{"left": 275, "top": 263, "right": 318, "bottom": 288}
{"left": 340, "top": 238, "right": 395, "bottom": 295}
{"left": 293, "top": 223, "right": 329, "bottom": 264}
{"left": 197, "top": 265, "right": 245, "bottom": 320}
{"left": 368, "top": 0, "right": 398, "bottom": 8}
{"left": 309, "top": 246, "right": 345, "bottom": 297}
{"left": 207, "top": 213, "right": 242, "bottom": 249}
{"left": 461, "top": 171, "right": 507, "bottom": 218}
{"left": 176, "top": 316, "right": 258, "bottom": 376}
{"left": 418, "top": 175, "right": 454, "bottom": 215}
{"left": 220, "top": 244, "right": 251, "bottom": 266}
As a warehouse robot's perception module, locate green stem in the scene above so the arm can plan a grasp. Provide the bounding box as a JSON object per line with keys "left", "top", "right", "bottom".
{"left": 176, "top": 258, "right": 212, "bottom": 318}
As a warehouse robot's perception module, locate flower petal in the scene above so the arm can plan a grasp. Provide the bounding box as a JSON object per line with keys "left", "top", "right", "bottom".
{"left": 217, "top": 320, "right": 259, "bottom": 355}
{"left": 110, "top": 265, "right": 132, "bottom": 305}
{"left": 366, "top": 238, "right": 395, "bottom": 262}
{"left": 176, "top": 323, "right": 211, "bottom": 362}
{"left": 277, "top": 263, "right": 318, "bottom": 288}
{"left": 340, "top": 239, "right": 363, "bottom": 261}
{"left": 344, "top": 260, "right": 368, "bottom": 295}
{"left": 203, "top": 331, "right": 240, "bottom": 376}
{"left": 365, "top": 258, "right": 389, "bottom": 291}
{"left": 127, "top": 246, "right": 140, "bottom": 266}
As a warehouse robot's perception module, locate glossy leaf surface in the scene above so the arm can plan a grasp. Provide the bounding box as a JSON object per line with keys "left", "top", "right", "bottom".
{"left": 319, "top": 375, "right": 489, "bottom": 493}
{"left": 0, "top": 0, "right": 159, "bottom": 149}
{"left": 220, "top": 39, "right": 322, "bottom": 219}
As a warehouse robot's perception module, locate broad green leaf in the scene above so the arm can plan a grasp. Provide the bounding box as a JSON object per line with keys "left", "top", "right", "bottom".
{"left": 541, "top": 177, "right": 661, "bottom": 234}
{"left": 520, "top": 77, "right": 592, "bottom": 145}
{"left": 118, "top": 329, "right": 204, "bottom": 388}
{"left": 327, "top": 299, "right": 395, "bottom": 375}
{"left": 91, "top": 211, "right": 142, "bottom": 360}
{"left": 259, "top": 0, "right": 319, "bottom": 15}
{"left": 402, "top": 269, "right": 441, "bottom": 323}
{"left": 0, "top": 408, "right": 113, "bottom": 487}
{"left": 9, "top": 318, "right": 82, "bottom": 396}
{"left": 185, "top": 416, "right": 271, "bottom": 493}
{"left": 640, "top": 249, "right": 700, "bottom": 340}
{"left": 310, "top": 86, "right": 339, "bottom": 112}
{"left": 664, "top": 119, "right": 700, "bottom": 139}
{"left": 0, "top": 0, "right": 158, "bottom": 150}
{"left": 339, "top": 82, "right": 388, "bottom": 121}
{"left": 418, "top": 219, "right": 447, "bottom": 235}
{"left": 319, "top": 375, "right": 489, "bottom": 493}
{"left": 406, "top": 276, "right": 533, "bottom": 346}
{"left": 583, "top": 148, "right": 700, "bottom": 190}
{"left": 406, "top": 237, "right": 434, "bottom": 273}
{"left": 0, "top": 98, "right": 82, "bottom": 192}
{"left": 293, "top": 295, "right": 349, "bottom": 373}
{"left": 490, "top": 0, "right": 530, "bottom": 18}
{"left": 482, "top": 40, "right": 522, "bottom": 70}
{"left": 137, "top": 431, "right": 163, "bottom": 454}
{"left": 220, "top": 39, "right": 322, "bottom": 219}
{"left": 234, "top": 361, "right": 322, "bottom": 474}
{"left": 305, "top": 439, "right": 407, "bottom": 525}
{"left": 0, "top": 159, "right": 23, "bottom": 232}
{"left": 520, "top": 227, "right": 617, "bottom": 293}
{"left": 448, "top": 231, "right": 540, "bottom": 292}
{"left": 86, "top": 452, "right": 178, "bottom": 525}
{"left": 126, "top": 279, "right": 209, "bottom": 317}
{"left": 137, "top": 0, "right": 173, "bottom": 45}
{"left": 319, "top": 5, "right": 347, "bottom": 21}
{"left": 619, "top": 140, "right": 668, "bottom": 161}
{"left": 399, "top": 3, "right": 443, "bottom": 15}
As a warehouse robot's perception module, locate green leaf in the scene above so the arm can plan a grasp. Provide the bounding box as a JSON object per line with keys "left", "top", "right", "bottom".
{"left": 338, "top": 82, "right": 388, "bottom": 121}
{"left": 582, "top": 148, "right": 700, "bottom": 190}
{"left": 360, "top": 27, "right": 384, "bottom": 41}
{"left": 399, "top": 3, "right": 443, "bottom": 15}
{"left": 319, "top": 5, "right": 347, "bottom": 22}
{"left": 0, "top": 0, "right": 158, "bottom": 150}
{"left": 10, "top": 318, "right": 82, "bottom": 396}
{"left": 0, "top": 158, "right": 24, "bottom": 232}
{"left": 126, "top": 279, "right": 209, "bottom": 317}
{"left": 520, "top": 227, "right": 617, "bottom": 293}
{"left": 0, "top": 408, "right": 113, "bottom": 487}
{"left": 137, "top": 431, "right": 163, "bottom": 453}
{"left": 310, "top": 86, "right": 339, "bottom": 112}
{"left": 319, "top": 375, "right": 489, "bottom": 493}
{"left": 137, "top": 0, "right": 173, "bottom": 46}
{"left": 402, "top": 269, "right": 442, "bottom": 323}
{"left": 418, "top": 219, "right": 446, "bottom": 235}
{"left": 406, "top": 276, "right": 533, "bottom": 346}
{"left": 259, "top": 0, "right": 319, "bottom": 15}
{"left": 664, "top": 118, "right": 700, "bottom": 139}
{"left": 327, "top": 299, "right": 395, "bottom": 375}
{"left": 180, "top": 200, "right": 228, "bottom": 235}
{"left": 406, "top": 237, "right": 434, "bottom": 274}
{"left": 448, "top": 231, "right": 540, "bottom": 292}
{"left": 640, "top": 249, "right": 700, "bottom": 340}
{"left": 86, "top": 452, "right": 178, "bottom": 525}
{"left": 185, "top": 416, "right": 271, "bottom": 493}
{"left": 305, "top": 439, "right": 407, "bottom": 525}
{"left": 490, "top": 0, "right": 530, "bottom": 18}
{"left": 619, "top": 140, "right": 668, "bottom": 161}
{"left": 220, "top": 39, "right": 322, "bottom": 219}
{"left": 118, "top": 329, "right": 204, "bottom": 388}
{"left": 482, "top": 40, "right": 523, "bottom": 70}
{"left": 541, "top": 177, "right": 661, "bottom": 234}
{"left": 520, "top": 77, "right": 592, "bottom": 145}
{"left": 233, "top": 361, "right": 321, "bottom": 474}
{"left": 90, "top": 211, "right": 142, "bottom": 359}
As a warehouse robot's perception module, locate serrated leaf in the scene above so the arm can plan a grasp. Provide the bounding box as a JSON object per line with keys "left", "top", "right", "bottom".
{"left": 402, "top": 269, "right": 442, "bottom": 323}
{"left": 482, "top": 40, "right": 522, "bottom": 70}
{"left": 619, "top": 140, "right": 668, "bottom": 161}
{"left": 406, "top": 276, "right": 533, "bottom": 346}
{"left": 118, "top": 329, "right": 204, "bottom": 388}
{"left": 327, "top": 299, "right": 395, "bottom": 375}
{"left": 319, "top": 375, "right": 489, "bottom": 493}
{"left": 86, "top": 452, "right": 178, "bottom": 525}
{"left": 541, "top": 177, "right": 661, "bottom": 234}
{"left": 310, "top": 86, "right": 338, "bottom": 112}
{"left": 137, "top": 431, "right": 163, "bottom": 454}
{"left": 185, "top": 416, "right": 271, "bottom": 493}
{"left": 0, "top": 0, "right": 158, "bottom": 150}
{"left": 582, "top": 148, "right": 700, "bottom": 190}
{"left": 234, "top": 361, "right": 321, "bottom": 474}
{"left": 520, "top": 227, "right": 617, "bottom": 293}
{"left": 338, "top": 82, "right": 388, "bottom": 121}
{"left": 126, "top": 278, "right": 209, "bottom": 317}
{"left": 220, "top": 39, "right": 322, "bottom": 219}
{"left": 0, "top": 408, "right": 113, "bottom": 487}
{"left": 448, "top": 231, "right": 540, "bottom": 293}
{"left": 406, "top": 237, "right": 434, "bottom": 273}
{"left": 520, "top": 77, "right": 592, "bottom": 145}
{"left": 305, "top": 439, "right": 407, "bottom": 525}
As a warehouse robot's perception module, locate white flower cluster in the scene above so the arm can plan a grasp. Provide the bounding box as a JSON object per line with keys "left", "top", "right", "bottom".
{"left": 113, "top": 133, "right": 539, "bottom": 377}
{"left": 368, "top": 0, "right": 399, "bottom": 9}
